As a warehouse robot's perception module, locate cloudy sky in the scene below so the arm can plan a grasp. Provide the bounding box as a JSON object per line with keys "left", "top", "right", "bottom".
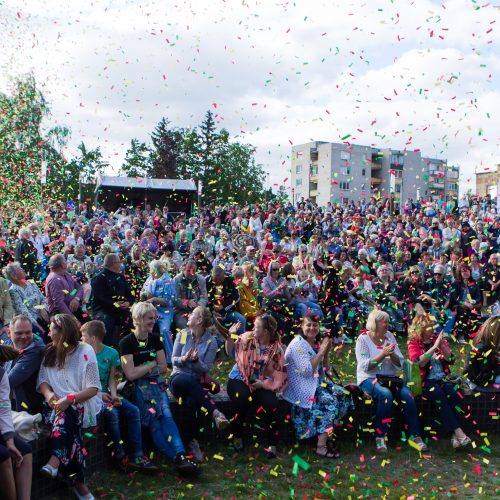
{"left": 1, "top": 0, "right": 498, "bottom": 195}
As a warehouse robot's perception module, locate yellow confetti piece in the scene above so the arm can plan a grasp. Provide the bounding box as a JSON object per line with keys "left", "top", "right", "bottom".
{"left": 180, "top": 330, "right": 187, "bottom": 344}
{"left": 213, "top": 454, "right": 224, "bottom": 460}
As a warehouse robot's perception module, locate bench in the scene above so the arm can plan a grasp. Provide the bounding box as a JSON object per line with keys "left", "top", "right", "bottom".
{"left": 31, "top": 390, "right": 498, "bottom": 499}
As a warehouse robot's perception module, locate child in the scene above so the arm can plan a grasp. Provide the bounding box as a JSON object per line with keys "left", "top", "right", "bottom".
{"left": 81, "top": 321, "right": 157, "bottom": 471}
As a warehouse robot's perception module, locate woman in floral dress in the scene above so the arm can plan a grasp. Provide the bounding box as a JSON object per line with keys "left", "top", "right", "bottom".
{"left": 283, "top": 313, "right": 353, "bottom": 458}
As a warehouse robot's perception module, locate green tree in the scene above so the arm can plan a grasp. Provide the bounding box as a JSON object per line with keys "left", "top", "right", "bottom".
{"left": 0, "top": 76, "right": 49, "bottom": 204}
{"left": 150, "top": 118, "right": 182, "bottom": 178}
{"left": 120, "top": 139, "right": 154, "bottom": 177}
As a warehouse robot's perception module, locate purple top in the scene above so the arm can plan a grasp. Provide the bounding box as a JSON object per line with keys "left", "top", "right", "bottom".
{"left": 45, "top": 271, "right": 83, "bottom": 315}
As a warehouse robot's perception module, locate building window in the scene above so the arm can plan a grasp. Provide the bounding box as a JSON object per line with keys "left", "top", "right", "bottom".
{"left": 341, "top": 167, "right": 350, "bottom": 175}
{"left": 296, "top": 178, "right": 302, "bottom": 186}
{"left": 310, "top": 165, "right": 318, "bottom": 175}
{"left": 395, "top": 184, "right": 401, "bottom": 193}
{"left": 340, "top": 151, "right": 350, "bottom": 161}
{"left": 362, "top": 168, "right": 366, "bottom": 176}
{"left": 340, "top": 182, "right": 350, "bottom": 190}
{"left": 448, "top": 183, "right": 458, "bottom": 191}
{"left": 295, "top": 165, "right": 302, "bottom": 174}
{"left": 391, "top": 153, "right": 404, "bottom": 167}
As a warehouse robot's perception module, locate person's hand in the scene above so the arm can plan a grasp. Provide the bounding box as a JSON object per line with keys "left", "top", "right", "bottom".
{"left": 69, "top": 298, "right": 79, "bottom": 312}
{"left": 319, "top": 337, "right": 332, "bottom": 355}
{"left": 463, "top": 301, "right": 474, "bottom": 310}
{"left": 187, "top": 299, "right": 197, "bottom": 309}
{"left": 214, "top": 304, "right": 224, "bottom": 312}
{"left": 228, "top": 321, "right": 241, "bottom": 336}
{"left": 46, "top": 393, "right": 59, "bottom": 410}
{"left": 182, "top": 348, "right": 194, "bottom": 364}
{"left": 433, "top": 331, "right": 444, "bottom": 350}
{"left": 112, "top": 397, "right": 122, "bottom": 407}
{"left": 189, "top": 350, "right": 199, "bottom": 362}
{"left": 40, "top": 309, "right": 49, "bottom": 322}
{"left": 6, "top": 439, "right": 23, "bottom": 467}
{"left": 102, "top": 393, "right": 113, "bottom": 404}
{"left": 382, "top": 344, "right": 395, "bottom": 357}
{"left": 251, "top": 379, "right": 264, "bottom": 390}
{"left": 54, "top": 396, "right": 72, "bottom": 414}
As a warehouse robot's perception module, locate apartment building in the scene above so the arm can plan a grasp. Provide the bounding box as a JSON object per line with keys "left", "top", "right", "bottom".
{"left": 290, "top": 141, "right": 459, "bottom": 207}
{"left": 475, "top": 165, "right": 499, "bottom": 198}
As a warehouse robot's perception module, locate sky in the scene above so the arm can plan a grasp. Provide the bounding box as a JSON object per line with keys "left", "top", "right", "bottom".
{"left": 0, "top": 0, "right": 498, "bottom": 195}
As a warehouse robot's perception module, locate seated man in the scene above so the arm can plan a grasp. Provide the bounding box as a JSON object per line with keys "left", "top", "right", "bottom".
{"left": 173, "top": 259, "right": 208, "bottom": 332}
{"left": 3, "top": 315, "right": 45, "bottom": 414}
{"left": 90, "top": 253, "right": 134, "bottom": 349}
{"left": 45, "top": 253, "right": 85, "bottom": 321}
{"left": 206, "top": 266, "right": 246, "bottom": 335}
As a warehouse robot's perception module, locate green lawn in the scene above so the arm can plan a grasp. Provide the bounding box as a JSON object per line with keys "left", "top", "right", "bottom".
{"left": 86, "top": 439, "right": 499, "bottom": 499}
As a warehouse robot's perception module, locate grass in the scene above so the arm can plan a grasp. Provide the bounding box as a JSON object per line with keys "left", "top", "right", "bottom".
{"left": 84, "top": 439, "right": 499, "bottom": 499}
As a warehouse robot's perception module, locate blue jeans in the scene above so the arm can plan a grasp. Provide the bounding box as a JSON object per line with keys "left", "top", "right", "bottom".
{"left": 103, "top": 397, "right": 143, "bottom": 459}
{"left": 294, "top": 301, "right": 323, "bottom": 320}
{"left": 156, "top": 308, "right": 174, "bottom": 363}
{"left": 360, "top": 378, "right": 421, "bottom": 438}
{"left": 223, "top": 310, "right": 247, "bottom": 335}
{"left": 430, "top": 308, "right": 456, "bottom": 335}
{"left": 147, "top": 390, "right": 185, "bottom": 461}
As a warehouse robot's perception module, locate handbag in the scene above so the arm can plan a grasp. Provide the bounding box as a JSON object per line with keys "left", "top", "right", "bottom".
{"left": 376, "top": 374, "right": 404, "bottom": 390}
{"left": 200, "top": 372, "right": 221, "bottom": 394}
{"left": 442, "top": 374, "right": 473, "bottom": 396}
{"left": 403, "top": 359, "right": 422, "bottom": 397}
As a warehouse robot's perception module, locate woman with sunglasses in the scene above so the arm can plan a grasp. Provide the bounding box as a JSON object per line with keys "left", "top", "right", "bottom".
{"left": 398, "top": 266, "right": 434, "bottom": 320}
{"left": 407, "top": 314, "right": 471, "bottom": 449}
{"left": 283, "top": 313, "right": 352, "bottom": 458}
{"left": 37, "top": 314, "right": 101, "bottom": 500}
{"left": 225, "top": 314, "right": 288, "bottom": 457}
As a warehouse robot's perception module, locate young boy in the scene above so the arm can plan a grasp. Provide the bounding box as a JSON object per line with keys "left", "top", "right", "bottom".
{"left": 81, "top": 320, "right": 157, "bottom": 471}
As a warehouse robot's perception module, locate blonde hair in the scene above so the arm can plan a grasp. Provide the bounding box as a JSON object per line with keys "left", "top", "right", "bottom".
{"left": 131, "top": 302, "right": 157, "bottom": 326}
{"left": 365, "top": 309, "right": 389, "bottom": 333}
{"left": 408, "top": 313, "right": 435, "bottom": 341}
{"left": 473, "top": 315, "right": 500, "bottom": 349}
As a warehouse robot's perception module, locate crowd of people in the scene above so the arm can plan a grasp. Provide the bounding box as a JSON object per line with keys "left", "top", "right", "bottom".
{"left": 0, "top": 194, "right": 499, "bottom": 500}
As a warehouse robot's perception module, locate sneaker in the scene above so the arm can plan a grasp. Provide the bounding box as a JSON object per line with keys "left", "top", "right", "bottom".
{"left": 375, "top": 437, "right": 388, "bottom": 453}
{"left": 40, "top": 463, "right": 58, "bottom": 478}
{"left": 410, "top": 437, "right": 428, "bottom": 452}
{"left": 174, "top": 453, "right": 199, "bottom": 475}
{"left": 128, "top": 456, "right": 159, "bottom": 471}
{"left": 213, "top": 410, "right": 230, "bottom": 430}
{"left": 187, "top": 439, "right": 204, "bottom": 463}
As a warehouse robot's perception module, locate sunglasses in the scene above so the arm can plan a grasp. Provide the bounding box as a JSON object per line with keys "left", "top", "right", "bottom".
{"left": 434, "top": 272, "right": 443, "bottom": 276}
{"left": 411, "top": 271, "right": 420, "bottom": 275}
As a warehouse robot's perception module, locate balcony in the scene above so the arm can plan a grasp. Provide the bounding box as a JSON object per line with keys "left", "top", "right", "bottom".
{"left": 310, "top": 149, "right": 318, "bottom": 162}
{"left": 309, "top": 189, "right": 318, "bottom": 197}
{"left": 371, "top": 162, "right": 382, "bottom": 171}
{"left": 429, "top": 182, "right": 445, "bottom": 189}
{"left": 371, "top": 177, "right": 382, "bottom": 185}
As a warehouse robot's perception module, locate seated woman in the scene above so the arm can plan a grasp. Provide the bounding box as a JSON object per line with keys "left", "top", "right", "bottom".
{"left": 170, "top": 306, "right": 229, "bottom": 462}
{"left": 0, "top": 345, "right": 32, "bottom": 500}
{"left": 235, "top": 263, "right": 260, "bottom": 327}
{"left": 356, "top": 309, "right": 427, "bottom": 453}
{"left": 398, "top": 266, "right": 434, "bottom": 320}
{"left": 291, "top": 269, "right": 323, "bottom": 320}
{"left": 142, "top": 260, "right": 177, "bottom": 364}
{"left": 225, "top": 314, "right": 288, "bottom": 457}
{"left": 283, "top": 313, "right": 352, "bottom": 458}
{"left": 37, "top": 314, "right": 101, "bottom": 500}
{"left": 119, "top": 302, "right": 198, "bottom": 474}
{"left": 4, "top": 262, "right": 49, "bottom": 337}
{"left": 464, "top": 315, "right": 500, "bottom": 393}
{"left": 407, "top": 314, "right": 472, "bottom": 449}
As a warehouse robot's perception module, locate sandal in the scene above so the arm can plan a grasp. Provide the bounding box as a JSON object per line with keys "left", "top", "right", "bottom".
{"left": 316, "top": 445, "right": 340, "bottom": 459}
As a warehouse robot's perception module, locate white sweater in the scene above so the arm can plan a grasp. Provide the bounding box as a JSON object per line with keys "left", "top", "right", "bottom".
{"left": 37, "top": 343, "right": 101, "bottom": 428}
{"left": 355, "top": 332, "right": 404, "bottom": 386}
